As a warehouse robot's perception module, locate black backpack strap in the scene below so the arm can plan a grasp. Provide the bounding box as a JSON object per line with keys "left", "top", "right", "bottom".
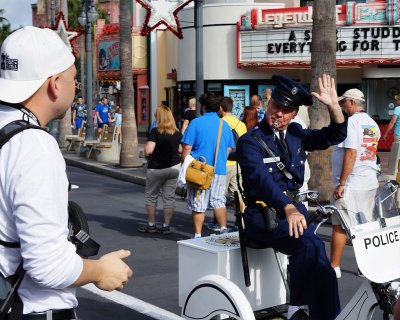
{"left": 0, "top": 240, "right": 20, "bottom": 248}
{"left": 0, "top": 120, "right": 46, "bottom": 149}
{"left": 0, "top": 261, "right": 25, "bottom": 320}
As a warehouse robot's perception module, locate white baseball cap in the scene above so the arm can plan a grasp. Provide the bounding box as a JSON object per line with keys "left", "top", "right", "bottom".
{"left": 0, "top": 26, "right": 75, "bottom": 104}
{"left": 338, "top": 88, "right": 365, "bottom": 102}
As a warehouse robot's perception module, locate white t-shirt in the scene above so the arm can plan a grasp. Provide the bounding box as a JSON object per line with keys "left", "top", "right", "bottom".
{"left": 0, "top": 106, "right": 83, "bottom": 313}
{"left": 332, "top": 112, "right": 380, "bottom": 190}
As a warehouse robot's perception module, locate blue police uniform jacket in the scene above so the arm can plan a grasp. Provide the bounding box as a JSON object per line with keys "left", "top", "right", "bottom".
{"left": 237, "top": 117, "right": 348, "bottom": 218}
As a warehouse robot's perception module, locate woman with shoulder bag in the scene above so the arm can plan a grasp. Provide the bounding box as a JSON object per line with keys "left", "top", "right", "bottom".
{"left": 138, "top": 105, "right": 182, "bottom": 235}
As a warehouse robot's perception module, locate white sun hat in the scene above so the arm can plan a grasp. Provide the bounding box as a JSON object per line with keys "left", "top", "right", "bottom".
{"left": 338, "top": 88, "right": 365, "bottom": 102}
{"left": 0, "top": 26, "right": 75, "bottom": 104}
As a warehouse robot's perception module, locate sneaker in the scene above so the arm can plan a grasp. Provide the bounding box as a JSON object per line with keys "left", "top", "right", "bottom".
{"left": 157, "top": 226, "right": 171, "bottom": 235}
{"left": 220, "top": 228, "right": 229, "bottom": 234}
{"left": 138, "top": 224, "right": 157, "bottom": 233}
{"left": 207, "top": 223, "right": 221, "bottom": 232}
{"left": 334, "top": 267, "right": 341, "bottom": 279}
{"left": 229, "top": 225, "right": 239, "bottom": 232}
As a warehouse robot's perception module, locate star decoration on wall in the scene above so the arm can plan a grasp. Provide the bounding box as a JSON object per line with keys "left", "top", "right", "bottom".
{"left": 53, "top": 12, "right": 81, "bottom": 53}
{"left": 136, "top": 0, "right": 194, "bottom": 39}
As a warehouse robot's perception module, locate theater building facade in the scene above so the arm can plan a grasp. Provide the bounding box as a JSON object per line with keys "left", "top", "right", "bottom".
{"left": 177, "top": 0, "right": 400, "bottom": 150}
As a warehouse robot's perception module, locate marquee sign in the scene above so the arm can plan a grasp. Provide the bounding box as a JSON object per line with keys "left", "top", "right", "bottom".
{"left": 136, "top": 0, "right": 194, "bottom": 39}
{"left": 237, "top": 0, "right": 400, "bottom": 68}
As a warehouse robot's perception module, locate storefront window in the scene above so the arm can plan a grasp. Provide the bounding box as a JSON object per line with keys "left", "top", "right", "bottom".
{"left": 365, "top": 78, "right": 400, "bottom": 121}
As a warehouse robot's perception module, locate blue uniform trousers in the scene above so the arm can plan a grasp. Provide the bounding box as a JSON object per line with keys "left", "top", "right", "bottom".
{"left": 244, "top": 207, "right": 341, "bottom": 320}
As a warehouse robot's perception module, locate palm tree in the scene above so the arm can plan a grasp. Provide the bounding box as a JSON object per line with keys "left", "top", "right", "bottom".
{"left": 308, "top": 0, "right": 337, "bottom": 200}
{"left": 57, "top": 0, "right": 73, "bottom": 148}
{"left": 119, "top": 0, "right": 141, "bottom": 167}
{"left": 0, "top": 9, "right": 12, "bottom": 47}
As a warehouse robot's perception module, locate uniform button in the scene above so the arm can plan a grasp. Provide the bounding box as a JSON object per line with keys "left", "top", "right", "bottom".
{"left": 300, "top": 160, "right": 304, "bottom": 164}
{"left": 291, "top": 164, "right": 294, "bottom": 167}
{"left": 269, "top": 168, "right": 273, "bottom": 172}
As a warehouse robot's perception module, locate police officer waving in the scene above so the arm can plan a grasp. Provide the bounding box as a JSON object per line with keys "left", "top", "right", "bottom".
{"left": 237, "top": 74, "right": 347, "bottom": 320}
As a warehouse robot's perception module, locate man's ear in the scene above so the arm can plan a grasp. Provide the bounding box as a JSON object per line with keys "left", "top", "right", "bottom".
{"left": 47, "top": 74, "right": 60, "bottom": 101}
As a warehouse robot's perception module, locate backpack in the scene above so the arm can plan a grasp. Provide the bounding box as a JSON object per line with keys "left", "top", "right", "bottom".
{"left": 227, "top": 121, "right": 240, "bottom": 161}
{"left": 0, "top": 120, "right": 46, "bottom": 320}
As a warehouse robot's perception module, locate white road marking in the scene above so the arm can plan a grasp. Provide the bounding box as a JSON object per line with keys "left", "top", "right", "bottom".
{"left": 82, "top": 283, "right": 184, "bottom": 320}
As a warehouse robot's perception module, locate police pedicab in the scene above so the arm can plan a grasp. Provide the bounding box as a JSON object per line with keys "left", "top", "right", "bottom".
{"left": 178, "top": 180, "right": 400, "bottom": 320}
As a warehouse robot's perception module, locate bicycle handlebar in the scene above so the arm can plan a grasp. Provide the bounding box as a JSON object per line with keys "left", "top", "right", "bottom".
{"left": 306, "top": 205, "right": 340, "bottom": 227}
{"left": 306, "top": 211, "right": 319, "bottom": 225}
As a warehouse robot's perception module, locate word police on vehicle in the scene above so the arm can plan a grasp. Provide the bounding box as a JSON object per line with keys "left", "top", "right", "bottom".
{"left": 364, "top": 229, "right": 399, "bottom": 249}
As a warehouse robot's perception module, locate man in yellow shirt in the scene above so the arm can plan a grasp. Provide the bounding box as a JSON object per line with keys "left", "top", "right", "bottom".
{"left": 220, "top": 97, "right": 247, "bottom": 206}
{"left": 208, "top": 96, "right": 247, "bottom": 232}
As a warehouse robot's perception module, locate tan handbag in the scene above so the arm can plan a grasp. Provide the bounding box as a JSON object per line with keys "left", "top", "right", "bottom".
{"left": 185, "top": 156, "right": 215, "bottom": 190}
{"left": 185, "top": 119, "right": 223, "bottom": 191}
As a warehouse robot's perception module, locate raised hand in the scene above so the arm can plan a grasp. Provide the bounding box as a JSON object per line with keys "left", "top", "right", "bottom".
{"left": 311, "top": 74, "right": 340, "bottom": 108}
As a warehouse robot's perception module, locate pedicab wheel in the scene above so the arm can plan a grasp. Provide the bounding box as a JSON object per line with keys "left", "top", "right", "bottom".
{"left": 68, "top": 201, "right": 90, "bottom": 243}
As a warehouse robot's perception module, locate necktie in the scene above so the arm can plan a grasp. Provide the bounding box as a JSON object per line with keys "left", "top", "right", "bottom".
{"left": 279, "top": 131, "right": 289, "bottom": 154}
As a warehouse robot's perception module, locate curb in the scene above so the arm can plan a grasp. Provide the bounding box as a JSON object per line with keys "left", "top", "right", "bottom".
{"left": 64, "top": 156, "right": 146, "bottom": 186}
{"left": 64, "top": 154, "right": 187, "bottom": 197}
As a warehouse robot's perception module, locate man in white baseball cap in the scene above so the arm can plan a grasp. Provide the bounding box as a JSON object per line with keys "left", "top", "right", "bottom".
{"left": 337, "top": 88, "right": 365, "bottom": 102}
{"left": 0, "top": 27, "right": 133, "bottom": 319}
{"left": 330, "top": 87, "right": 380, "bottom": 279}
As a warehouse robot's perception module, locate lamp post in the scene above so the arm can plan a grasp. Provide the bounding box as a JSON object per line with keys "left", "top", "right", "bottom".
{"left": 79, "top": 0, "right": 99, "bottom": 141}
{"left": 194, "top": 0, "right": 203, "bottom": 117}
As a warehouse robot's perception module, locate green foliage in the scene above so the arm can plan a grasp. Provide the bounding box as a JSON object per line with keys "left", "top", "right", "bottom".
{"left": 68, "top": 0, "right": 109, "bottom": 29}
{"left": 95, "top": 3, "right": 109, "bottom": 23}
{"left": 0, "top": 8, "right": 12, "bottom": 48}
{"left": 68, "top": 0, "right": 83, "bottom": 29}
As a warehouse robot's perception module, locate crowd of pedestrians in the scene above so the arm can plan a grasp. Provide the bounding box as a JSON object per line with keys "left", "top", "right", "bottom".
{"left": 70, "top": 95, "right": 122, "bottom": 143}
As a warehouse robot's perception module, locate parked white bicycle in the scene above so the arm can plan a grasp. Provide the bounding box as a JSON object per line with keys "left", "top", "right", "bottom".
{"left": 178, "top": 180, "right": 400, "bottom": 320}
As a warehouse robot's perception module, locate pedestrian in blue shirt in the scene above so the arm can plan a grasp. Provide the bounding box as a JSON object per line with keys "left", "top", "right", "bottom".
{"left": 181, "top": 93, "right": 235, "bottom": 238}
{"left": 95, "top": 97, "right": 111, "bottom": 139}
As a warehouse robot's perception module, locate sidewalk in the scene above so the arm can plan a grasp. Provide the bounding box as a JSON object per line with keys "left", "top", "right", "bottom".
{"left": 63, "top": 141, "right": 148, "bottom": 186}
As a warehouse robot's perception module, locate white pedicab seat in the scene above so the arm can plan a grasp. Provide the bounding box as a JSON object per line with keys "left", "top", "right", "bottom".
{"left": 178, "top": 233, "right": 287, "bottom": 320}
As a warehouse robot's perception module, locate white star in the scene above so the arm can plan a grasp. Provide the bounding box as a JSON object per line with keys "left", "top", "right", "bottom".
{"left": 137, "top": 0, "right": 194, "bottom": 38}
{"left": 54, "top": 12, "right": 79, "bottom": 52}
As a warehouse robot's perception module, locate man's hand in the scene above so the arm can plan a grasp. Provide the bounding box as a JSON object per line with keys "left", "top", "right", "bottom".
{"left": 95, "top": 249, "right": 133, "bottom": 291}
{"left": 333, "top": 185, "right": 344, "bottom": 200}
{"left": 311, "top": 74, "right": 339, "bottom": 108}
{"left": 284, "top": 204, "right": 307, "bottom": 238}
{"left": 311, "top": 73, "right": 344, "bottom": 124}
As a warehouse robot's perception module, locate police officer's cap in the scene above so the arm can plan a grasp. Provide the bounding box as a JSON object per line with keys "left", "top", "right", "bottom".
{"left": 271, "top": 75, "right": 313, "bottom": 110}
